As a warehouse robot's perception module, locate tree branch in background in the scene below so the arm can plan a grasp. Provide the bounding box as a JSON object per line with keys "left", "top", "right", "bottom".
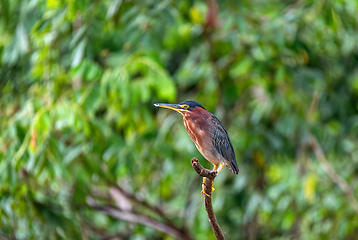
{"left": 89, "top": 183, "right": 192, "bottom": 240}
{"left": 88, "top": 200, "right": 192, "bottom": 240}
{"left": 191, "top": 158, "right": 225, "bottom": 240}
{"left": 0, "top": 233, "right": 15, "bottom": 240}
{"left": 305, "top": 91, "right": 358, "bottom": 214}
{"left": 108, "top": 184, "right": 177, "bottom": 226}
{"left": 309, "top": 135, "right": 358, "bottom": 214}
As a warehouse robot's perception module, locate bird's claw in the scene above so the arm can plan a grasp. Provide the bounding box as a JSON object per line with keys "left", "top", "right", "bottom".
{"left": 201, "top": 189, "right": 211, "bottom": 197}
{"left": 201, "top": 183, "right": 215, "bottom": 197}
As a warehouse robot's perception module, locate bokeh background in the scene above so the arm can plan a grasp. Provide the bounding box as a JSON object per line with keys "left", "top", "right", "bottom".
{"left": 1, "top": 0, "right": 358, "bottom": 239}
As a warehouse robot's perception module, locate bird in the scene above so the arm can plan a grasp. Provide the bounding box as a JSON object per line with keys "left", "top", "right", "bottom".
{"left": 154, "top": 101, "right": 239, "bottom": 194}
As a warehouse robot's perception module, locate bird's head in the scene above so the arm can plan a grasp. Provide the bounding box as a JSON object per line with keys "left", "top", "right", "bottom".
{"left": 154, "top": 101, "right": 205, "bottom": 115}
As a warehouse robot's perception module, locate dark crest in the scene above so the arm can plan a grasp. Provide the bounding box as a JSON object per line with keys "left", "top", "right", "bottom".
{"left": 179, "top": 101, "right": 205, "bottom": 109}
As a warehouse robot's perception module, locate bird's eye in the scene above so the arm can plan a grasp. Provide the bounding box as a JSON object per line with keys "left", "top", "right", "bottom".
{"left": 181, "top": 104, "right": 189, "bottom": 109}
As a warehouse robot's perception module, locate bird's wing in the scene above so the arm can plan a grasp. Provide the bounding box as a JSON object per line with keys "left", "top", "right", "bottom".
{"left": 210, "top": 114, "right": 239, "bottom": 174}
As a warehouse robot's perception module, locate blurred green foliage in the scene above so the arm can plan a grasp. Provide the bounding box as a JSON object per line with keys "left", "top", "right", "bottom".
{"left": 1, "top": 0, "right": 358, "bottom": 239}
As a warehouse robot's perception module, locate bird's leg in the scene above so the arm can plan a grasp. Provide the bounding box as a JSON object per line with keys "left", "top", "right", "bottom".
{"left": 210, "top": 163, "right": 224, "bottom": 191}
{"left": 201, "top": 177, "right": 209, "bottom": 196}
{"left": 201, "top": 177, "right": 214, "bottom": 197}
{"left": 215, "top": 163, "right": 224, "bottom": 174}
{"left": 210, "top": 164, "right": 220, "bottom": 192}
{"left": 201, "top": 164, "right": 220, "bottom": 196}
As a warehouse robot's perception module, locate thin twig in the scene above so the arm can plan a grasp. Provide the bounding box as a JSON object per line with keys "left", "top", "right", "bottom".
{"left": 191, "top": 158, "right": 225, "bottom": 240}
{"left": 307, "top": 91, "right": 319, "bottom": 122}
{"left": 309, "top": 136, "right": 358, "bottom": 214}
{"left": 100, "top": 232, "right": 128, "bottom": 240}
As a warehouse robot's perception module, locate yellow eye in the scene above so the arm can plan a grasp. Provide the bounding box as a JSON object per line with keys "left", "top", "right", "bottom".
{"left": 181, "top": 104, "right": 189, "bottom": 109}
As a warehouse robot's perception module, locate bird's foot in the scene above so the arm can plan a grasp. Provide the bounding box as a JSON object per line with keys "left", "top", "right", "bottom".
{"left": 201, "top": 189, "right": 211, "bottom": 197}
{"left": 201, "top": 183, "right": 215, "bottom": 197}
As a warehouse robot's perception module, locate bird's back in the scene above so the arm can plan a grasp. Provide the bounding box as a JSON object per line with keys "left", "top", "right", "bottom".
{"left": 209, "top": 114, "right": 239, "bottom": 174}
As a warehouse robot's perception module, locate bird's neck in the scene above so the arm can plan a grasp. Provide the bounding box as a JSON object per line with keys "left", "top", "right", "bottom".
{"left": 181, "top": 109, "right": 210, "bottom": 129}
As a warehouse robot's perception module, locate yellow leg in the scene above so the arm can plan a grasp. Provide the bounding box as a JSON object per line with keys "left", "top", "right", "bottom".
{"left": 201, "top": 177, "right": 211, "bottom": 197}
{"left": 210, "top": 164, "right": 220, "bottom": 192}
{"left": 216, "top": 163, "right": 224, "bottom": 174}
{"left": 201, "top": 164, "right": 224, "bottom": 196}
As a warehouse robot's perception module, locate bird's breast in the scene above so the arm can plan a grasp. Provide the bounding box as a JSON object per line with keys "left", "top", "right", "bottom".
{"left": 183, "top": 114, "right": 223, "bottom": 165}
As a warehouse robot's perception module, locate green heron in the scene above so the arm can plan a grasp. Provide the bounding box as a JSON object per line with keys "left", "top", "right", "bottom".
{"left": 155, "top": 101, "right": 238, "bottom": 193}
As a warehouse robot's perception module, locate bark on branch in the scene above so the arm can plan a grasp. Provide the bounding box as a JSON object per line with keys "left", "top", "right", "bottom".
{"left": 191, "top": 157, "right": 225, "bottom": 240}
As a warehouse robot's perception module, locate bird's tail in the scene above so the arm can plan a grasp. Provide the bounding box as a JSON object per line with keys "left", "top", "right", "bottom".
{"left": 228, "top": 160, "right": 239, "bottom": 174}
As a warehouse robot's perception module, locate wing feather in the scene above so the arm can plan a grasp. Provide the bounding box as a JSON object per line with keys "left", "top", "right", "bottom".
{"left": 210, "top": 114, "right": 239, "bottom": 174}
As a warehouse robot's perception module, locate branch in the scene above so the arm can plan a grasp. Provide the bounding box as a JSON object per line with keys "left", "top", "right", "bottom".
{"left": 89, "top": 203, "right": 192, "bottom": 240}
{"left": 109, "top": 184, "right": 176, "bottom": 225}
{"left": 191, "top": 158, "right": 225, "bottom": 240}
{"left": 90, "top": 185, "right": 191, "bottom": 239}
{"left": 0, "top": 233, "right": 15, "bottom": 240}
{"left": 309, "top": 136, "right": 358, "bottom": 214}
{"left": 305, "top": 92, "right": 358, "bottom": 214}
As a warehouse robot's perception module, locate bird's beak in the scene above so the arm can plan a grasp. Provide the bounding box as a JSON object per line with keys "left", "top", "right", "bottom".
{"left": 154, "top": 103, "right": 182, "bottom": 112}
